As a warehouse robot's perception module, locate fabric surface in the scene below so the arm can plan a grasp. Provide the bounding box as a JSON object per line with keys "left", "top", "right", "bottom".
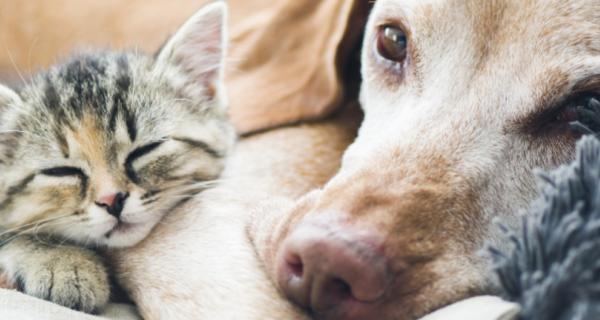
{"left": 491, "top": 137, "right": 600, "bottom": 320}
{"left": 0, "top": 288, "right": 516, "bottom": 320}
{"left": 0, "top": 289, "right": 140, "bottom": 320}
{"left": 419, "top": 296, "right": 520, "bottom": 320}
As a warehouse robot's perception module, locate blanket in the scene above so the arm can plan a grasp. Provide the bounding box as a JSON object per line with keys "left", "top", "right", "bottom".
{"left": 0, "top": 288, "right": 519, "bottom": 320}
{"left": 0, "top": 289, "right": 140, "bottom": 320}
{"left": 492, "top": 136, "right": 600, "bottom": 320}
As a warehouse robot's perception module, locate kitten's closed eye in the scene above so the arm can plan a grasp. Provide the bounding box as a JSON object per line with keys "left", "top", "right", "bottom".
{"left": 40, "top": 166, "right": 86, "bottom": 177}
{"left": 40, "top": 166, "right": 89, "bottom": 197}
{"left": 125, "top": 140, "right": 166, "bottom": 184}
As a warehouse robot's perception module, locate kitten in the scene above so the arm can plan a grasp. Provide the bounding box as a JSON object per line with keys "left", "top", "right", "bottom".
{"left": 0, "top": 2, "right": 233, "bottom": 313}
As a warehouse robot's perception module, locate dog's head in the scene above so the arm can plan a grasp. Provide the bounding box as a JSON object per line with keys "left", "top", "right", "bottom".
{"left": 251, "top": 0, "right": 600, "bottom": 319}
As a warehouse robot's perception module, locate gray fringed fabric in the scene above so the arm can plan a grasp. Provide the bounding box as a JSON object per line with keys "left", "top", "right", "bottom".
{"left": 491, "top": 135, "right": 600, "bottom": 320}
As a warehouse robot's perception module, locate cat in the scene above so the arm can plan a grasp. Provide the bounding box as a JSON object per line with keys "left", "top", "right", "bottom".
{"left": 0, "top": 2, "right": 233, "bottom": 313}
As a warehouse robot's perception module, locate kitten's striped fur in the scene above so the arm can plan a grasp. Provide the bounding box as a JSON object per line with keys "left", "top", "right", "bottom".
{"left": 0, "top": 3, "right": 232, "bottom": 313}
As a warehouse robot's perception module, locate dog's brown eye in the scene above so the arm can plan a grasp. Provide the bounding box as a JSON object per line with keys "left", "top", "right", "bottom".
{"left": 377, "top": 26, "right": 408, "bottom": 63}
{"left": 519, "top": 95, "right": 600, "bottom": 137}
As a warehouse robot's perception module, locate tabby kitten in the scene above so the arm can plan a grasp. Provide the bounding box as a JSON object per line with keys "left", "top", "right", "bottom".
{"left": 0, "top": 2, "right": 233, "bottom": 313}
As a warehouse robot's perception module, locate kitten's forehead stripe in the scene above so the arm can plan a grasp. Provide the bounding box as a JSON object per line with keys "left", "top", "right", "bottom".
{"left": 172, "top": 137, "right": 225, "bottom": 159}
{"left": 0, "top": 173, "right": 36, "bottom": 211}
{"left": 115, "top": 55, "right": 131, "bottom": 92}
{"left": 63, "top": 57, "right": 109, "bottom": 118}
{"left": 55, "top": 131, "right": 70, "bottom": 158}
{"left": 110, "top": 55, "right": 135, "bottom": 141}
{"left": 43, "top": 78, "right": 61, "bottom": 110}
{"left": 108, "top": 103, "right": 119, "bottom": 133}
{"left": 6, "top": 174, "right": 36, "bottom": 197}
{"left": 124, "top": 107, "right": 137, "bottom": 142}
{"left": 37, "top": 54, "right": 136, "bottom": 152}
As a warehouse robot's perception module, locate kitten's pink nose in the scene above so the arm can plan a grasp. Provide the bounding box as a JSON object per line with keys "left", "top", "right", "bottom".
{"left": 98, "top": 193, "right": 118, "bottom": 207}
{"left": 95, "top": 192, "right": 129, "bottom": 218}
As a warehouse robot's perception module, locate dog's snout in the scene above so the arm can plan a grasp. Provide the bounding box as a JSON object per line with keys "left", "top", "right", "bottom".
{"left": 276, "top": 215, "right": 391, "bottom": 319}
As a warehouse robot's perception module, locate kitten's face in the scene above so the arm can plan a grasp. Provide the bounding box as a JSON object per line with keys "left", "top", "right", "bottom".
{"left": 0, "top": 4, "right": 233, "bottom": 247}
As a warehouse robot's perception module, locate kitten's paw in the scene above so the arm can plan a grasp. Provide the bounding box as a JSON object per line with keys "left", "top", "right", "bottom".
{"left": 18, "top": 246, "right": 110, "bottom": 313}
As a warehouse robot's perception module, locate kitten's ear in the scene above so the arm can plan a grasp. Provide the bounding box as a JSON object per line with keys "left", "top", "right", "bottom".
{"left": 0, "top": 84, "right": 21, "bottom": 163}
{"left": 155, "top": 2, "right": 227, "bottom": 104}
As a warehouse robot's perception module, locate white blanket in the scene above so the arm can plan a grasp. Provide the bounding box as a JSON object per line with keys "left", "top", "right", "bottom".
{"left": 0, "top": 289, "right": 140, "bottom": 320}
{"left": 0, "top": 289, "right": 519, "bottom": 320}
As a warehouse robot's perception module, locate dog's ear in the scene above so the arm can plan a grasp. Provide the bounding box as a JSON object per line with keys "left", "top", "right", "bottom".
{"left": 227, "top": 0, "right": 369, "bottom": 135}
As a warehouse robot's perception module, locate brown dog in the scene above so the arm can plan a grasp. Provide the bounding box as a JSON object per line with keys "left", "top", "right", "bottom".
{"left": 249, "top": 0, "right": 600, "bottom": 319}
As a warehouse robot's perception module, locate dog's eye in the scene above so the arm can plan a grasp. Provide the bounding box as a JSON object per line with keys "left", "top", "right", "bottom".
{"left": 376, "top": 25, "right": 408, "bottom": 63}
{"left": 519, "top": 95, "right": 600, "bottom": 137}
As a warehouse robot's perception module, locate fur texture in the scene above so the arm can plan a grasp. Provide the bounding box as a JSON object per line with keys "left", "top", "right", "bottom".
{"left": 249, "top": 1, "right": 600, "bottom": 319}
{"left": 0, "top": 2, "right": 232, "bottom": 313}
{"left": 91, "top": 0, "right": 600, "bottom": 319}
{"left": 492, "top": 135, "right": 600, "bottom": 320}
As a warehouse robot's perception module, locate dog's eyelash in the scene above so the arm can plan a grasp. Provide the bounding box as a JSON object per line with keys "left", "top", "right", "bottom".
{"left": 568, "top": 96, "right": 600, "bottom": 135}
{"left": 517, "top": 94, "right": 600, "bottom": 137}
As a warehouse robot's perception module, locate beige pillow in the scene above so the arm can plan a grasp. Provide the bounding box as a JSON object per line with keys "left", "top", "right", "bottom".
{"left": 0, "top": 0, "right": 369, "bottom": 134}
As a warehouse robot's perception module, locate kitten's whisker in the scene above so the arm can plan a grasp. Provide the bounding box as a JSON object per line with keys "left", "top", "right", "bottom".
{"left": 0, "top": 214, "right": 73, "bottom": 238}
{"left": 170, "top": 98, "right": 194, "bottom": 104}
{"left": 26, "top": 37, "right": 40, "bottom": 78}
{"left": 142, "top": 178, "right": 235, "bottom": 205}
{"left": 146, "top": 188, "right": 206, "bottom": 202}
{"left": 189, "top": 175, "right": 259, "bottom": 186}
{"left": 31, "top": 216, "right": 78, "bottom": 239}
{"left": 0, "top": 212, "right": 79, "bottom": 247}
{"left": 3, "top": 45, "right": 27, "bottom": 87}
{"left": 0, "top": 130, "right": 28, "bottom": 135}
{"left": 3, "top": 45, "right": 46, "bottom": 105}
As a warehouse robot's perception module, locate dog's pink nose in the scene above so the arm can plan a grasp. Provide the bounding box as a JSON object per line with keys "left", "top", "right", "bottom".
{"left": 277, "top": 217, "right": 391, "bottom": 319}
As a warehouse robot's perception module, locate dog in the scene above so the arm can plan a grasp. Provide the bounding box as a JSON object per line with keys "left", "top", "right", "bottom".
{"left": 246, "top": 0, "right": 600, "bottom": 319}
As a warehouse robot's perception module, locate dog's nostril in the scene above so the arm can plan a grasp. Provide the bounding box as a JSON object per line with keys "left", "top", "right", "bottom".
{"left": 323, "top": 278, "right": 352, "bottom": 302}
{"left": 286, "top": 253, "right": 304, "bottom": 278}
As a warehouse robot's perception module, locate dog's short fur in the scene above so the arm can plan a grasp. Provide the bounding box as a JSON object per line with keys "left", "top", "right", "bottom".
{"left": 249, "top": 1, "right": 600, "bottom": 319}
